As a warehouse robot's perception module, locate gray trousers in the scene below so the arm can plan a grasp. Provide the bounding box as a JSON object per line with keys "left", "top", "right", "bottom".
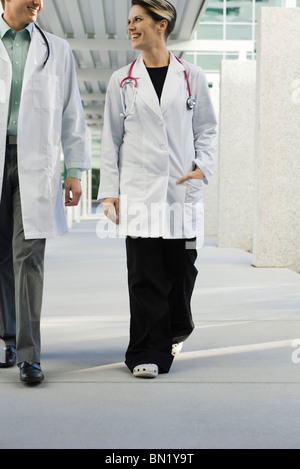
{"left": 0, "top": 143, "right": 46, "bottom": 364}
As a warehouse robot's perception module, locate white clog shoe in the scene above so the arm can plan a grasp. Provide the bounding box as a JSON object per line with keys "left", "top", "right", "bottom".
{"left": 172, "top": 342, "right": 183, "bottom": 356}
{"left": 133, "top": 363, "right": 158, "bottom": 378}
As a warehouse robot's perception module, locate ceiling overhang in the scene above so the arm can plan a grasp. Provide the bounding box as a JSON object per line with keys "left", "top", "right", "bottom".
{"left": 36, "top": 0, "right": 210, "bottom": 127}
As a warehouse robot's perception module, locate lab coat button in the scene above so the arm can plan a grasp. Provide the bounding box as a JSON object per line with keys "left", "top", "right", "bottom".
{"left": 161, "top": 145, "right": 168, "bottom": 151}
{"left": 162, "top": 171, "right": 168, "bottom": 177}
{"left": 158, "top": 118, "right": 163, "bottom": 125}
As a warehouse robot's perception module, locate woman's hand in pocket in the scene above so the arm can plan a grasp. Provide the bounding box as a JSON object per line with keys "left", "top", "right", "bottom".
{"left": 177, "top": 166, "right": 204, "bottom": 184}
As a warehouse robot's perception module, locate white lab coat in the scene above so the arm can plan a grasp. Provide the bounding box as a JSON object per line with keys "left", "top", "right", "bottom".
{"left": 98, "top": 52, "right": 217, "bottom": 239}
{"left": 0, "top": 27, "right": 90, "bottom": 239}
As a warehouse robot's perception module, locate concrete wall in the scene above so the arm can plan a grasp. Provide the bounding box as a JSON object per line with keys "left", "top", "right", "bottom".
{"left": 253, "top": 7, "right": 300, "bottom": 273}
{"left": 217, "top": 60, "right": 256, "bottom": 252}
{"left": 203, "top": 85, "right": 219, "bottom": 238}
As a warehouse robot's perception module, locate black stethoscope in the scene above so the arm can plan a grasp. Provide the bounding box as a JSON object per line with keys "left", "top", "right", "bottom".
{"left": 34, "top": 23, "right": 50, "bottom": 67}
{"left": 120, "top": 56, "right": 196, "bottom": 118}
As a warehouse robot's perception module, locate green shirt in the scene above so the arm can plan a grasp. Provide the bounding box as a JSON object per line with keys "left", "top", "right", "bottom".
{"left": 0, "top": 15, "right": 82, "bottom": 180}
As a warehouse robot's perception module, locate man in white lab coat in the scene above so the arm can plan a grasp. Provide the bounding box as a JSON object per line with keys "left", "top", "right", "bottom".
{"left": 0, "top": 0, "right": 90, "bottom": 384}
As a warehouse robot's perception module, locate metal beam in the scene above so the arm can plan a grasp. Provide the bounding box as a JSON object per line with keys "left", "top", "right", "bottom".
{"left": 69, "top": 38, "right": 254, "bottom": 53}
{"left": 81, "top": 92, "right": 106, "bottom": 101}
{"left": 83, "top": 105, "right": 103, "bottom": 114}
{"left": 76, "top": 68, "right": 113, "bottom": 81}
{"left": 177, "top": 0, "right": 208, "bottom": 40}
{"left": 75, "top": 40, "right": 254, "bottom": 81}
{"left": 37, "top": 0, "right": 65, "bottom": 38}
{"left": 86, "top": 119, "right": 103, "bottom": 126}
{"left": 189, "top": 0, "right": 211, "bottom": 36}
{"left": 172, "top": 40, "right": 254, "bottom": 53}
{"left": 69, "top": 38, "right": 132, "bottom": 51}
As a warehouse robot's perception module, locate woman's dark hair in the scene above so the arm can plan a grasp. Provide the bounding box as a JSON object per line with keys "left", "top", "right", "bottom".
{"left": 131, "top": 0, "right": 177, "bottom": 38}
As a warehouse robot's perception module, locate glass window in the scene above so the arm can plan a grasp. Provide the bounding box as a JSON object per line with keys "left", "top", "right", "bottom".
{"left": 255, "top": 0, "right": 283, "bottom": 21}
{"left": 197, "top": 24, "right": 223, "bottom": 40}
{"left": 261, "top": 0, "right": 283, "bottom": 4}
{"left": 195, "top": 0, "right": 296, "bottom": 73}
{"left": 226, "top": 0, "right": 253, "bottom": 23}
{"left": 202, "top": 0, "right": 224, "bottom": 23}
{"left": 224, "top": 53, "right": 239, "bottom": 60}
{"left": 183, "top": 53, "right": 197, "bottom": 65}
{"left": 226, "top": 25, "right": 253, "bottom": 40}
{"left": 197, "top": 54, "right": 224, "bottom": 71}
{"left": 181, "top": 53, "right": 224, "bottom": 72}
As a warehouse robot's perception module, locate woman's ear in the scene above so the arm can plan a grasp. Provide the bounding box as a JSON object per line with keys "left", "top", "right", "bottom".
{"left": 158, "top": 19, "right": 168, "bottom": 34}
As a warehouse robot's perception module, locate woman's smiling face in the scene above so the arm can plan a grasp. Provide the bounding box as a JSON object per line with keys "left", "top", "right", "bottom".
{"left": 128, "top": 4, "right": 166, "bottom": 52}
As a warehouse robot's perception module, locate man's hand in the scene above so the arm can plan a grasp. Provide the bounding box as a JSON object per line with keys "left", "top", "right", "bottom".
{"left": 65, "top": 177, "right": 82, "bottom": 206}
{"left": 177, "top": 166, "right": 205, "bottom": 184}
{"left": 103, "top": 198, "right": 120, "bottom": 225}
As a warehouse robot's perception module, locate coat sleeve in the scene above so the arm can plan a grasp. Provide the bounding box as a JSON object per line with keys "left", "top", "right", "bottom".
{"left": 61, "top": 41, "right": 91, "bottom": 171}
{"left": 192, "top": 68, "right": 217, "bottom": 184}
{"left": 97, "top": 71, "right": 125, "bottom": 203}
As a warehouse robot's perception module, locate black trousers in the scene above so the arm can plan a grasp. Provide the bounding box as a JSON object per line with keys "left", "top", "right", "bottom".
{"left": 125, "top": 237, "right": 198, "bottom": 373}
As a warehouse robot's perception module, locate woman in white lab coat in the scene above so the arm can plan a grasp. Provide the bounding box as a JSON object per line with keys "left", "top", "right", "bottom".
{"left": 98, "top": 0, "right": 217, "bottom": 378}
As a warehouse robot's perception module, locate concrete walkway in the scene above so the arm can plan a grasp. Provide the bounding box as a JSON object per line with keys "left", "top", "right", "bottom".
{"left": 1, "top": 216, "right": 300, "bottom": 449}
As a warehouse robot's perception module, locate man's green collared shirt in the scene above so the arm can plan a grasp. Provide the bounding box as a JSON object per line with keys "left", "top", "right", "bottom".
{"left": 0, "top": 15, "right": 82, "bottom": 179}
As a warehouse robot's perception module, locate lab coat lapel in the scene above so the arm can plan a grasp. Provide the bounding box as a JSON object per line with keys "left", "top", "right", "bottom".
{"left": 134, "top": 54, "right": 162, "bottom": 118}
{"left": 160, "top": 53, "right": 184, "bottom": 112}
{"left": 22, "top": 27, "right": 47, "bottom": 89}
{"left": 0, "top": 39, "right": 10, "bottom": 65}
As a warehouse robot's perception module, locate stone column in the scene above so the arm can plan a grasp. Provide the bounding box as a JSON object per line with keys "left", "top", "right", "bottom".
{"left": 253, "top": 7, "right": 300, "bottom": 273}
{"left": 203, "top": 84, "right": 219, "bottom": 239}
{"left": 217, "top": 60, "right": 256, "bottom": 252}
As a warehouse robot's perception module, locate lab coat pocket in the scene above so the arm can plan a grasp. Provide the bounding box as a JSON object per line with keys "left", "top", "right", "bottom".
{"left": 185, "top": 178, "right": 203, "bottom": 204}
{"left": 32, "top": 75, "right": 61, "bottom": 110}
{"left": 0, "top": 79, "right": 6, "bottom": 103}
{"left": 47, "top": 145, "right": 62, "bottom": 197}
{"left": 119, "top": 167, "right": 146, "bottom": 202}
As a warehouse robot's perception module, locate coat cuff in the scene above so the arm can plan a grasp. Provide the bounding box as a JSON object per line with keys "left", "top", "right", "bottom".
{"left": 66, "top": 168, "right": 83, "bottom": 180}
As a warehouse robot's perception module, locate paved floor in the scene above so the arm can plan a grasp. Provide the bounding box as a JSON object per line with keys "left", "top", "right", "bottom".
{"left": 1, "top": 216, "right": 300, "bottom": 449}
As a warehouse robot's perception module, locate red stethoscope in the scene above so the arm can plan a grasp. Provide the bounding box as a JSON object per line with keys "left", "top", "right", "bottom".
{"left": 120, "top": 56, "right": 196, "bottom": 118}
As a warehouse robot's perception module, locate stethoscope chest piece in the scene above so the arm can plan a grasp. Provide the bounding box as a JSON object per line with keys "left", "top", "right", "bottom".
{"left": 187, "top": 97, "right": 196, "bottom": 110}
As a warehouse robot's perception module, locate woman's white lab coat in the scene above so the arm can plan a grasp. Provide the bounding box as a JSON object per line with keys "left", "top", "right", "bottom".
{"left": 0, "top": 27, "right": 90, "bottom": 239}
{"left": 98, "top": 53, "right": 217, "bottom": 239}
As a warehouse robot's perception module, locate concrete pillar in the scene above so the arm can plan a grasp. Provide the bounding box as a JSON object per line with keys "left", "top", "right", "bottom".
{"left": 81, "top": 170, "right": 87, "bottom": 218}
{"left": 253, "top": 7, "right": 300, "bottom": 273}
{"left": 217, "top": 60, "right": 256, "bottom": 252}
{"left": 203, "top": 83, "right": 219, "bottom": 238}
